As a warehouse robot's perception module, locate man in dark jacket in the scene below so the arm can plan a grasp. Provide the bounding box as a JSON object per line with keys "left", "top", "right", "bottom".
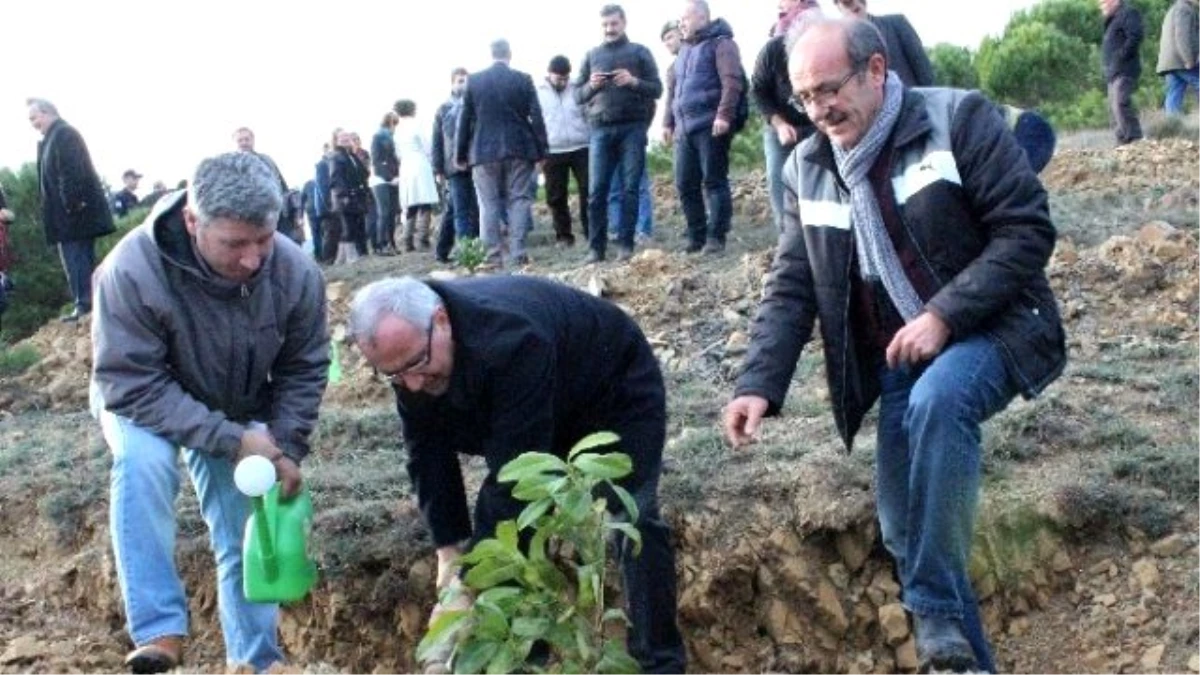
{"left": 111, "top": 169, "right": 142, "bottom": 218}
{"left": 664, "top": 1, "right": 745, "bottom": 255}
{"left": 349, "top": 275, "right": 685, "bottom": 674}
{"left": 91, "top": 152, "right": 329, "bottom": 673}
{"left": 455, "top": 39, "right": 548, "bottom": 269}
{"left": 723, "top": 19, "right": 1065, "bottom": 674}
{"left": 370, "top": 112, "right": 400, "bottom": 255}
{"left": 432, "top": 67, "right": 480, "bottom": 263}
{"left": 28, "top": 98, "right": 116, "bottom": 322}
{"left": 833, "top": 0, "right": 934, "bottom": 87}
{"left": 575, "top": 4, "right": 663, "bottom": 263}
{"left": 1101, "top": 0, "right": 1144, "bottom": 144}
{"left": 753, "top": 0, "right": 820, "bottom": 232}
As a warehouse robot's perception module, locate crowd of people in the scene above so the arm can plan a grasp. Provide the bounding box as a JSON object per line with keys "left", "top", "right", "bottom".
{"left": 3, "top": 1, "right": 1196, "bottom": 674}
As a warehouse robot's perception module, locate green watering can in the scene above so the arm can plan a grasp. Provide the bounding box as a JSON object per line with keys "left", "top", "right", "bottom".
{"left": 235, "top": 455, "right": 317, "bottom": 603}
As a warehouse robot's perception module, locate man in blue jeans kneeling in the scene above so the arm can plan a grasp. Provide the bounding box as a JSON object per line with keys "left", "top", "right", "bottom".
{"left": 724, "top": 18, "right": 1066, "bottom": 674}
{"left": 91, "top": 152, "right": 330, "bottom": 673}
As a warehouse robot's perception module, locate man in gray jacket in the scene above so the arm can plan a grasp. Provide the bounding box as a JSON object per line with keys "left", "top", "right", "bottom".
{"left": 537, "top": 55, "right": 591, "bottom": 246}
{"left": 1156, "top": 0, "right": 1199, "bottom": 115}
{"left": 91, "top": 152, "right": 330, "bottom": 673}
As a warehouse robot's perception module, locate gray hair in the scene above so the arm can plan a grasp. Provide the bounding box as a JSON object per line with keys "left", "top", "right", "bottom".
{"left": 784, "top": 7, "right": 826, "bottom": 54}
{"left": 26, "top": 98, "right": 59, "bottom": 117}
{"left": 188, "top": 152, "right": 283, "bottom": 229}
{"left": 348, "top": 278, "right": 443, "bottom": 347}
{"left": 491, "top": 39, "right": 512, "bottom": 60}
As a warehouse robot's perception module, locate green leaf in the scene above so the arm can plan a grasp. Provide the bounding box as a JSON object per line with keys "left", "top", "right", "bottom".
{"left": 496, "top": 520, "right": 519, "bottom": 552}
{"left": 454, "top": 640, "right": 499, "bottom": 674}
{"left": 476, "top": 586, "right": 522, "bottom": 610}
{"left": 568, "top": 431, "right": 621, "bottom": 459}
{"left": 601, "top": 608, "right": 631, "bottom": 627}
{"left": 596, "top": 638, "right": 641, "bottom": 674}
{"left": 473, "top": 601, "right": 510, "bottom": 641}
{"left": 574, "top": 622, "right": 593, "bottom": 664}
{"left": 528, "top": 526, "right": 550, "bottom": 564}
{"left": 512, "top": 474, "right": 567, "bottom": 502}
{"left": 517, "top": 497, "right": 554, "bottom": 531}
{"left": 572, "top": 453, "right": 633, "bottom": 481}
{"left": 609, "top": 484, "right": 639, "bottom": 523}
{"left": 416, "top": 609, "right": 469, "bottom": 662}
{"left": 498, "top": 453, "right": 568, "bottom": 483}
{"left": 461, "top": 539, "right": 512, "bottom": 565}
{"left": 464, "top": 559, "right": 523, "bottom": 588}
{"left": 605, "top": 522, "right": 642, "bottom": 556}
{"left": 485, "top": 645, "right": 516, "bottom": 675}
{"left": 559, "top": 489, "right": 592, "bottom": 524}
{"left": 511, "top": 616, "right": 552, "bottom": 638}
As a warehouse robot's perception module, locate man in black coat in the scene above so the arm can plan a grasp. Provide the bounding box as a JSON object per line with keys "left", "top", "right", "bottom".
{"left": 28, "top": 98, "right": 116, "bottom": 322}
{"left": 349, "top": 275, "right": 686, "bottom": 674}
{"left": 455, "top": 39, "right": 548, "bottom": 269}
{"left": 111, "top": 169, "right": 142, "bottom": 218}
{"left": 1101, "top": 0, "right": 1145, "bottom": 144}
{"left": 833, "top": 0, "right": 935, "bottom": 87}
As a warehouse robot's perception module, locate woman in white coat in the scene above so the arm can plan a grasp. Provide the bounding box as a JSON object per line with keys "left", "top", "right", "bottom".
{"left": 393, "top": 99, "right": 440, "bottom": 251}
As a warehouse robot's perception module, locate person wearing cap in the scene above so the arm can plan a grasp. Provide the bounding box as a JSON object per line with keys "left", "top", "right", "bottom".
{"left": 537, "top": 55, "right": 591, "bottom": 247}
{"left": 91, "top": 151, "right": 329, "bottom": 673}
{"left": 753, "top": 0, "right": 822, "bottom": 232}
{"left": 112, "top": 169, "right": 143, "bottom": 218}
{"left": 832, "top": 0, "right": 934, "bottom": 87}
{"left": 27, "top": 97, "right": 116, "bottom": 322}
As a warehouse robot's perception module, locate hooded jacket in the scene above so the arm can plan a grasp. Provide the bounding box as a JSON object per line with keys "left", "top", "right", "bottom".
{"left": 574, "top": 35, "right": 663, "bottom": 127}
{"left": 91, "top": 191, "right": 330, "bottom": 461}
{"left": 536, "top": 79, "right": 591, "bottom": 154}
{"left": 735, "top": 88, "right": 1066, "bottom": 450}
{"left": 665, "top": 18, "right": 745, "bottom": 135}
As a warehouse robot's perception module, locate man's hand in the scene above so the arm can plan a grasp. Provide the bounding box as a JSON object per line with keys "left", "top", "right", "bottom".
{"left": 273, "top": 456, "right": 302, "bottom": 499}
{"left": 423, "top": 573, "right": 473, "bottom": 674}
{"left": 589, "top": 72, "right": 610, "bottom": 88}
{"left": 885, "top": 311, "right": 951, "bottom": 370}
{"left": 436, "top": 545, "right": 462, "bottom": 590}
{"left": 712, "top": 118, "right": 731, "bottom": 137}
{"left": 723, "top": 395, "right": 770, "bottom": 448}
{"left": 236, "top": 427, "right": 302, "bottom": 498}
{"left": 772, "top": 118, "right": 798, "bottom": 146}
{"left": 612, "top": 69, "right": 638, "bottom": 87}
{"left": 663, "top": 128, "right": 674, "bottom": 145}
{"left": 453, "top": 160, "right": 468, "bottom": 172}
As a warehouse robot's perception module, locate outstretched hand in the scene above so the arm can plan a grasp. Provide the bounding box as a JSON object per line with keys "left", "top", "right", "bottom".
{"left": 723, "top": 395, "right": 770, "bottom": 449}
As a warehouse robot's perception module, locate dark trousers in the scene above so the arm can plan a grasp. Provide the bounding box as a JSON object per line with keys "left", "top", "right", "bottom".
{"left": 372, "top": 184, "right": 399, "bottom": 251}
{"left": 1107, "top": 75, "right": 1143, "bottom": 145}
{"left": 543, "top": 147, "right": 589, "bottom": 243}
{"left": 587, "top": 121, "right": 649, "bottom": 255}
{"left": 306, "top": 211, "right": 323, "bottom": 261}
{"left": 320, "top": 215, "right": 341, "bottom": 264}
{"left": 436, "top": 173, "right": 480, "bottom": 261}
{"left": 674, "top": 128, "right": 733, "bottom": 246}
{"left": 58, "top": 239, "right": 96, "bottom": 313}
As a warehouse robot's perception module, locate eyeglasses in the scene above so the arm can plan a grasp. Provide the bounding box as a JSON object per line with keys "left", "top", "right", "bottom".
{"left": 373, "top": 315, "right": 435, "bottom": 384}
{"left": 790, "top": 67, "right": 862, "bottom": 111}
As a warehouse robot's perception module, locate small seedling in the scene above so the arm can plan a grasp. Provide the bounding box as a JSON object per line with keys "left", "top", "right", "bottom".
{"left": 454, "top": 238, "right": 488, "bottom": 275}
{"left": 418, "top": 431, "right": 642, "bottom": 674}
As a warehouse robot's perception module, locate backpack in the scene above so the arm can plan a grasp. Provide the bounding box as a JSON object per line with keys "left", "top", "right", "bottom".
{"left": 732, "top": 70, "right": 751, "bottom": 134}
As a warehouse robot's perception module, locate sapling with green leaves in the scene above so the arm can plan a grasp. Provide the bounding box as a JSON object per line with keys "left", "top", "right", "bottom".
{"left": 417, "top": 431, "right": 643, "bottom": 674}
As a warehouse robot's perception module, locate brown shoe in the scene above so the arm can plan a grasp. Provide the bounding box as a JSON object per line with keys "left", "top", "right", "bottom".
{"left": 125, "top": 636, "right": 183, "bottom": 674}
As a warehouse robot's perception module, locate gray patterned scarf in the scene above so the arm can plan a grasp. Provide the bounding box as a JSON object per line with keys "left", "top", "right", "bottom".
{"left": 831, "top": 72, "right": 923, "bottom": 321}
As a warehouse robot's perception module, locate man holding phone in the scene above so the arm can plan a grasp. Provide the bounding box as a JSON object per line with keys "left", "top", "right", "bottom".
{"left": 575, "top": 3, "right": 663, "bottom": 263}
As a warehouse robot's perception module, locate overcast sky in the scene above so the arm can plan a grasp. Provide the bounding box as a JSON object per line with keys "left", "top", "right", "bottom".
{"left": 0, "top": 0, "right": 1042, "bottom": 192}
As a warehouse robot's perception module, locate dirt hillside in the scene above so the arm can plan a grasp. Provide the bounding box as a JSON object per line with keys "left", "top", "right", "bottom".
{"left": 0, "top": 139, "right": 1196, "bottom": 674}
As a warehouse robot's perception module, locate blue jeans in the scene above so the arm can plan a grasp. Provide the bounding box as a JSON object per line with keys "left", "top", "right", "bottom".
{"left": 101, "top": 412, "right": 282, "bottom": 671}
{"left": 1164, "top": 68, "right": 1200, "bottom": 115}
{"left": 58, "top": 239, "right": 96, "bottom": 313}
{"left": 875, "top": 335, "right": 1018, "bottom": 674}
{"left": 587, "top": 121, "right": 649, "bottom": 254}
{"left": 473, "top": 159, "right": 535, "bottom": 265}
{"left": 606, "top": 166, "right": 652, "bottom": 238}
{"left": 761, "top": 126, "right": 795, "bottom": 232}
{"left": 371, "top": 184, "right": 399, "bottom": 252}
{"left": 674, "top": 128, "right": 732, "bottom": 247}
{"left": 436, "top": 173, "right": 480, "bottom": 261}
